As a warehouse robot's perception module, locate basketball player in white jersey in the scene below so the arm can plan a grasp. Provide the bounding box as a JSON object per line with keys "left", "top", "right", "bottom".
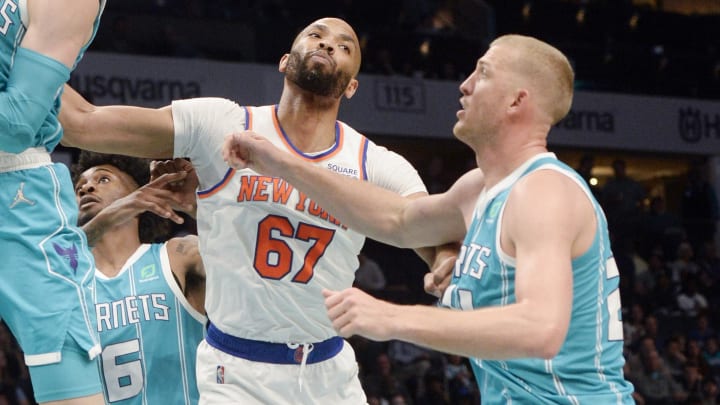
{"left": 59, "top": 17, "right": 454, "bottom": 404}
{"left": 73, "top": 151, "right": 206, "bottom": 405}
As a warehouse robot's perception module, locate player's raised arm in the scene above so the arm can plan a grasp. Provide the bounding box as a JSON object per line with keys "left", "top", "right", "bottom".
{"left": 0, "top": 0, "right": 99, "bottom": 153}
{"left": 60, "top": 85, "right": 176, "bottom": 158}
{"left": 21, "top": 0, "right": 100, "bottom": 68}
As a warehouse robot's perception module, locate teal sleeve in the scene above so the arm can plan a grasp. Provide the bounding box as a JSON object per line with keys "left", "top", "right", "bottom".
{"left": 0, "top": 47, "right": 70, "bottom": 153}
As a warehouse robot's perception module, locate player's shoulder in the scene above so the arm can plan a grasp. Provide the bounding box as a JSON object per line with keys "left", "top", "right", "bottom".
{"left": 166, "top": 234, "right": 199, "bottom": 252}
{"left": 518, "top": 164, "right": 585, "bottom": 198}
{"left": 174, "top": 97, "right": 242, "bottom": 111}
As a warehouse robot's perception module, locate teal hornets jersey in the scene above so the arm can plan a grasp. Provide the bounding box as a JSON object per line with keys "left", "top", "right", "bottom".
{"left": 94, "top": 243, "right": 206, "bottom": 405}
{"left": 440, "top": 153, "right": 634, "bottom": 404}
{"left": 0, "top": 0, "right": 105, "bottom": 152}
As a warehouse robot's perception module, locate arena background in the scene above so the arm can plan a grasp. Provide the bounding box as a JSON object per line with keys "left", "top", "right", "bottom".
{"left": 16, "top": 1, "right": 718, "bottom": 404}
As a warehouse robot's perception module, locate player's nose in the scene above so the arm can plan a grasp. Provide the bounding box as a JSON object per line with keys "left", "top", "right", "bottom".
{"left": 77, "top": 182, "right": 95, "bottom": 196}
{"left": 319, "top": 42, "right": 334, "bottom": 54}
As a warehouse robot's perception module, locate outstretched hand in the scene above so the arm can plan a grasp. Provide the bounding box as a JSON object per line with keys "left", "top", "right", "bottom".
{"left": 150, "top": 158, "right": 198, "bottom": 217}
{"left": 113, "top": 171, "right": 191, "bottom": 225}
{"left": 322, "top": 288, "right": 396, "bottom": 341}
{"left": 81, "top": 170, "right": 193, "bottom": 246}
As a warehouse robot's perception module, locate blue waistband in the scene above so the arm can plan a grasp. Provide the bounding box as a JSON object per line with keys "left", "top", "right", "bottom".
{"left": 206, "top": 322, "right": 344, "bottom": 365}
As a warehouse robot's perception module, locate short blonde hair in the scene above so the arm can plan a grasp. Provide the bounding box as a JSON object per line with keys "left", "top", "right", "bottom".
{"left": 490, "top": 35, "right": 574, "bottom": 124}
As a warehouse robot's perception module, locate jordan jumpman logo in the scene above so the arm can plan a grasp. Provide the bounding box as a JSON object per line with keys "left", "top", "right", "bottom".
{"left": 9, "top": 182, "right": 35, "bottom": 208}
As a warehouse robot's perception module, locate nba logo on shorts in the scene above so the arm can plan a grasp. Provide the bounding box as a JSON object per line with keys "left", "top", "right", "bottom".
{"left": 216, "top": 365, "right": 225, "bottom": 384}
{"left": 293, "top": 346, "right": 304, "bottom": 363}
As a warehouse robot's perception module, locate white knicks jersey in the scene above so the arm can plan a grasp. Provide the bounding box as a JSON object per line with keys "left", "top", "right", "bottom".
{"left": 172, "top": 98, "right": 426, "bottom": 343}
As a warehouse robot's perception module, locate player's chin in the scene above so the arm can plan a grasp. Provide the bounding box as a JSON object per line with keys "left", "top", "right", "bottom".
{"left": 77, "top": 211, "right": 94, "bottom": 227}
{"left": 452, "top": 122, "right": 466, "bottom": 138}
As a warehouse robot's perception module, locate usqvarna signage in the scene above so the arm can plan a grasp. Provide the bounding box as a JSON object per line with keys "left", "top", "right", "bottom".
{"left": 71, "top": 52, "right": 720, "bottom": 155}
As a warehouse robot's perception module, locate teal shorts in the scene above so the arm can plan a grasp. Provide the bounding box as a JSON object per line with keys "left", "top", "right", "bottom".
{"left": 0, "top": 163, "right": 100, "bottom": 362}
{"left": 28, "top": 335, "right": 102, "bottom": 403}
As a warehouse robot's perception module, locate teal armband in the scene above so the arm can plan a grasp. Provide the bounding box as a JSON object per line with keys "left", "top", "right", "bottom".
{"left": 9, "top": 47, "right": 70, "bottom": 103}
{"left": 0, "top": 47, "right": 70, "bottom": 153}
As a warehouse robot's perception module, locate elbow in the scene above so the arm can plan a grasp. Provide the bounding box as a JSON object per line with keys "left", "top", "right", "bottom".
{"left": 58, "top": 106, "right": 90, "bottom": 148}
{"left": 528, "top": 322, "right": 567, "bottom": 359}
{"left": 389, "top": 229, "right": 413, "bottom": 249}
{"left": 354, "top": 201, "right": 422, "bottom": 249}
{"left": 59, "top": 133, "right": 77, "bottom": 148}
{"left": 59, "top": 128, "right": 86, "bottom": 149}
{"left": 378, "top": 216, "right": 418, "bottom": 249}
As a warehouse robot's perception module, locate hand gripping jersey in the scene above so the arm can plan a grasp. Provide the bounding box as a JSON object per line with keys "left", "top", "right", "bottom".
{"left": 94, "top": 243, "right": 206, "bottom": 405}
{"left": 172, "top": 98, "right": 426, "bottom": 344}
{"left": 441, "top": 153, "right": 635, "bottom": 404}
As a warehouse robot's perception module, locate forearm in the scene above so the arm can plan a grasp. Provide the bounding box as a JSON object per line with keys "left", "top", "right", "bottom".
{"left": 81, "top": 209, "right": 124, "bottom": 247}
{"left": 60, "top": 87, "right": 175, "bottom": 158}
{"left": 387, "top": 301, "right": 565, "bottom": 360}
{"left": 280, "top": 156, "right": 441, "bottom": 248}
{"left": 0, "top": 48, "right": 69, "bottom": 153}
{"left": 415, "top": 242, "right": 460, "bottom": 267}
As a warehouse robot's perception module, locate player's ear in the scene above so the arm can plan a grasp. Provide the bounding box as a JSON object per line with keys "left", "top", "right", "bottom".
{"left": 508, "top": 88, "right": 528, "bottom": 114}
{"left": 343, "top": 78, "right": 359, "bottom": 100}
{"left": 279, "top": 54, "right": 289, "bottom": 73}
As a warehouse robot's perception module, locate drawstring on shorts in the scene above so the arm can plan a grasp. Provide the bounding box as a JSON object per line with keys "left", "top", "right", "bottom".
{"left": 287, "top": 342, "right": 314, "bottom": 391}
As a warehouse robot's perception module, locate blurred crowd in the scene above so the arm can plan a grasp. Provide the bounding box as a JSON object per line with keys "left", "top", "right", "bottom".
{"left": 88, "top": 0, "right": 720, "bottom": 100}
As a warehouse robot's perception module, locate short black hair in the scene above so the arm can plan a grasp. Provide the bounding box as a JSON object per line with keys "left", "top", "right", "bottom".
{"left": 71, "top": 151, "right": 171, "bottom": 243}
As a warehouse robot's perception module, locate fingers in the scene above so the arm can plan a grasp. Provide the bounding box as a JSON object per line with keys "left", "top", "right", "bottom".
{"left": 150, "top": 159, "right": 194, "bottom": 190}
{"left": 174, "top": 157, "right": 194, "bottom": 173}
{"left": 323, "top": 289, "right": 345, "bottom": 320}
{"left": 152, "top": 204, "right": 185, "bottom": 224}
{"left": 222, "top": 134, "right": 238, "bottom": 168}
{"left": 222, "top": 132, "right": 251, "bottom": 170}
{"left": 147, "top": 171, "right": 187, "bottom": 188}
{"left": 132, "top": 188, "right": 186, "bottom": 224}
{"left": 149, "top": 161, "right": 198, "bottom": 213}
{"left": 423, "top": 272, "right": 440, "bottom": 298}
{"left": 424, "top": 255, "right": 456, "bottom": 298}
{"left": 150, "top": 160, "right": 174, "bottom": 180}
{"left": 323, "top": 289, "right": 358, "bottom": 338}
{"left": 433, "top": 255, "right": 456, "bottom": 285}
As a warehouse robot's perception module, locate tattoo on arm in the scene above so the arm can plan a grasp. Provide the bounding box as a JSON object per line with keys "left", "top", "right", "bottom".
{"left": 175, "top": 242, "right": 188, "bottom": 255}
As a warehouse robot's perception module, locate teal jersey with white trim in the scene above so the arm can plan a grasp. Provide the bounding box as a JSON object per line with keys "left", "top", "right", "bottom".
{"left": 94, "top": 243, "right": 206, "bottom": 405}
{"left": 440, "top": 153, "right": 635, "bottom": 404}
{"left": 0, "top": 0, "right": 105, "bottom": 152}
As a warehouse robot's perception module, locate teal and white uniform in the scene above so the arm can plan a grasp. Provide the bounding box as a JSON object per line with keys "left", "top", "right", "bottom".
{"left": 441, "top": 153, "right": 635, "bottom": 404}
{"left": 0, "top": 1, "right": 105, "bottom": 401}
{"left": 95, "top": 243, "right": 206, "bottom": 405}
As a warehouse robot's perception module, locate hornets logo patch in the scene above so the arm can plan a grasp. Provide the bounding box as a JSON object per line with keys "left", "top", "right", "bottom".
{"left": 53, "top": 243, "right": 79, "bottom": 273}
